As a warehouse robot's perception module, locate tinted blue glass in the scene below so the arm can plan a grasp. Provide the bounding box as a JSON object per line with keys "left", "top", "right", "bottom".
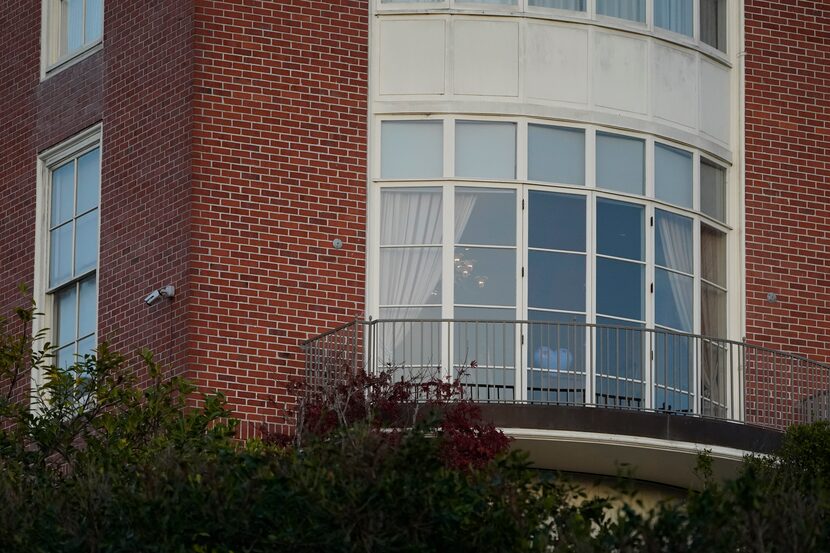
{"left": 595, "top": 316, "right": 645, "bottom": 405}
{"left": 454, "top": 247, "right": 516, "bottom": 307}
{"left": 596, "top": 258, "right": 644, "bottom": 321}
{"left": 596, "top": 199, "right": 643, "bottom": 261}
{"left": 596, "top": 133, "right": 645, "bottom": 194}
{"left": 655, "top": 269, "right": 693, "bottom": 332}
{"left": 528, "top": 251, "right": 586, "bottom": 312}
{"left": 456, "top": 188, "right": 516, "bottom": 246}
{"left": 528, "top": 125, "right": 585, "bottom": 185}
{"left": 528, "top": 191, "right": 586, "bottom": 252}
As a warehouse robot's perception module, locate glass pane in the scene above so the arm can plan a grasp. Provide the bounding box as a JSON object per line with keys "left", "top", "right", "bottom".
{"left": 84, "top": 0, "right": 104, "bottom": 43}
{"left": 380, "top": 247, "right": 442, "bottom": 306}
{"left": 701, "top": 159, "right": 726, "bottom": 222}
{"left": 380, "top": 121, "right": 443, "bottom": 179}
{"left": 377, "top": 307, "right": 442, "bottom": 371}
{"left": 56, "top": 344, "right": 75, "bottom": 370}
{"left": 596, "top": 133, "right": 645, "bottom": 195}
{"left": 655, "top": 210, "right": 693, "bottom": 274}
{"left": 78, "top": 275, "right": 97, "bottom": 338}
{"left": 65, "top": 0, "right": 84, "bottom": 53}
{"left": 701, "top": 283, "right": 726, "bottom": 337}
{"left": 454, "top": 247, "right": 516, "bottom": 307}
{"left": 455, "top": 188, "right": 516, "bottom": 246}
{"left": 55, "top": 285, "right": 77, "bottom": 347}
{"left": 655, "top": 268, "right": 693, "bottom": 332}
{"left": 528, "top": 125, "right": 585, "bottom": 185}
{"left": 382, "top": 0, "right": 441, "bottom": 3}
{"left": 596, "top": 258, "right": 644, "bottom": 321}
{"left": 380, "top": 188, "right": 442, "bottom": 245}
{"left": 701, "top": 224, "right": 726, "bottom": 287}
{"left": 76, "top": 148, "right": 100, "bottom": 214}
{"left": 654, "top": 0, "right": 693, "bottom": 37}
{"left": 528, "top": 191, "right": 586, "bottom": 252}
{"left": 654, "top": 331, "right": 693, "bottom": 412}
{"left": 527, "top": 311, "right": 586, "bottom": 404}
{"left": 50, "top": 224, "right": 74, "bottom": 287}
{"left": 596, "top": 199, "right": 643, "bottom": 261}
{"left": 596, "top": 0, "right": 645, "bottom": 22}
{"left": 74, "top": 210, "right": 98, "bottom": 275}
{"left": 700, "top": 0, "right": 727, "bottom": 52}
{"left": 595, "top": 316, "right": 645, "bottom": 408}
{"left": 77, "top": 334, "right": 96, "bottom": 358}
{"left": 453, "top": 307, "right": 516, "bottom": 402}
{"left": 51, "top": 161, "right": 75, "bottom": 227}
{"left": 655, "top": 143, "right": 692, "bottom": 209}
{"left": 455, "top": 121, "right": 516, "bottom": 180}
{"left": 528, "top": 251, "right": 586, "bottom": 312}
{"left": 460, "top": 0, "right": 516, "bottom": 4}
{"left": 529, "top": 0, "right": 585, "bottom": 9}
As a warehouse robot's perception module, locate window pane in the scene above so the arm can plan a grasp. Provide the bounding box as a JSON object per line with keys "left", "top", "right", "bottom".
{"left": 529, "top": 0, "right": 585, "bottom": 10}
{"left": 596, "top": 199, "right": 643, "bottom": 261}
{"left": 595, "top": 317, "right": 645, "bottom": 407}
{"left": 380, "top": 247, "right": 442, "bottom": 306}
{"left": 76, "top": 148, "right": 100, "bottom": 214}
{"left": 702, "top": 283, "right": 726, "bottom": 337}
{"left": 453, "top": 307, "right": 516, "bottom": 402}
{"left": 596, "top": 133, "right": 645, "bottom": 195}
{"left": 596, "top": 258, "right": 644, "bottom": 321}
{"left": 382, "top": 0, "right": 441, "bottom": 3}
{"left": 51, "top": 161, "right": 75, "bottom": 227}
{"left": 700, "top": 0, "right": 727, "bottom": 52}
{"left": 84, "top": 0, "right": 103, "bottom": 44}
{"left": 56, "top": 344, "right": 75, "bottom": 370}
{"left": 380, "top": 188, "right": 442, "bottom": 245}
{"left": 455, "top": 121, "right": 516, "bottom": 180}
{"left": 654, "top": 332, "right": 693, "bottom": 412}
{"left": 528, "top": 251, "right": 586, "bottom": 312}
{"left": 701, "top": 159, "right": 726, "bottom": 222}
{"left": 78, "top": 275, "right": 97, "bottom": 338}
{"left": 74, "top": 210, "right": 98, "bottom": 275}
{"left": 655, "top": 143, "right": 692, "bottom": 209}
{"left": 381, "top": 121, "right": 443, "bottom": 179}
{"left": 655, "top": 268, "right": 693, "bottom": 332}
{"left": 527, "top": 310, "right": 586, "bottom": 404}
{"left": 459, "top": 0, "right": 516, "bottom": 4}
{"left": 377, "top": 307, "right": 442, "bottom": 370}
{"left": 701, "top": 224, "right": 726, "bottom": 287}
{"left": 596, "top": 0, "right": 645, "bottom": 22}
{"left": 654, "top": 0, "right": 693, "bottom": 37}
{"left": 528, "top": 125, "right": 585, "bottom": 185}
{"left": 65, "top": 0, "right": 85, "bottom": 53}
{"left": 50, "top": 223, "right": 74, "bottom": 287}
{"left": 455, "top": 188, "right": 516, "bottom": 246}
{"left": 528, "top": 191, "right": 585, "bottom": 252}
{"left": 454, "top": 247, "right": 515, "bottom": 307}
{"left": 55, "top": 285, "right": 77, "bottom": 348}
{"left": 655, "top": 210, "right": 693, "bottom": 274}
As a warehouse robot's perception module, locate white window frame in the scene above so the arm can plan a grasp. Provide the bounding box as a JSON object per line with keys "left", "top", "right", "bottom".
{"left": 33, "top": 124, "right": 102, "bottom": 390}
{"left": 41, "top": 0, "right": 104, "bottom": 80}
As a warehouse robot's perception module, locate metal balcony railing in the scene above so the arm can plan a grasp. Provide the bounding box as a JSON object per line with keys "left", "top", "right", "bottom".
{"left": 302, "top": 319, "right": 830, "bottom": 432}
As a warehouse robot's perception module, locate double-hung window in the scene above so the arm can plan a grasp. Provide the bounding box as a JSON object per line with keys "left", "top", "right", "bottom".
{"left": 38, "top": 128, "right": 101, "bottom": 370}
{"left": 43, "top": 0, "right": 104, "bottom": 75}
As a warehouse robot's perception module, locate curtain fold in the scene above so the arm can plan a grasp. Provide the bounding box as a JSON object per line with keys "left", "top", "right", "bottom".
{"left": 655, "top": 0, "right": 693, "bottom": 36}
{"left": 656, "top": 213, "right": 693, "bottom": 331}
{"left": 597, "top": 0, "right": 645, "bottom": 22}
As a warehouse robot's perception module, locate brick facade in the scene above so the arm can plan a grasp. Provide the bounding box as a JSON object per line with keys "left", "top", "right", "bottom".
{"left": 744, "top": 1, "right": 830, "bottom": 363}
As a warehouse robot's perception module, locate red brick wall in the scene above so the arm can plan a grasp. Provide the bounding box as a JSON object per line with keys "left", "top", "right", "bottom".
{"left": 191, "top": 1, "right": 369, "bottom": 437}
{"left": 0, "top": 0, "right": 194, "bottom": 399}
{"left": 744, "top": 1, "right": 830, "bottom": 364}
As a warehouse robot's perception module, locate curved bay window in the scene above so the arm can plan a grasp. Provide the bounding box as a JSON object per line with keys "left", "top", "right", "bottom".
{"left": 374, "top": 117, "right": 730, "bottom": 414}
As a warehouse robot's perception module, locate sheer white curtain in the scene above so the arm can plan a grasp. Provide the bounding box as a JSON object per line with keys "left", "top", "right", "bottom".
{"left": 656, "top": 214, "right": 693, "bottom": 331}
{"left": 529, "top": 0, "right": 585, "bottom": 10}
{"left": 597, "top": 0, "right": 645, "bottom": 22}
{"left": 655, "top": 0, "right": 693, "bottom": 36}
{"left": 380, "top": 189, "right": 443, "bottom": 315}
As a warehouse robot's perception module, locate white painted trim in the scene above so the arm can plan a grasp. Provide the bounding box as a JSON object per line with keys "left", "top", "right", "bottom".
{"left": 501, "top": 427, "right": 752, "bottom": 461}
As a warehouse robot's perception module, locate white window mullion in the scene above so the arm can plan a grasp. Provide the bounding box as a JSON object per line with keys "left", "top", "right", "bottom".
{"left": 442, "top": 184, "right": 455, "bottom": 381}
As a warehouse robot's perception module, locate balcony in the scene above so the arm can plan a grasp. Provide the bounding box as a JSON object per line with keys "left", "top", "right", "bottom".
{"left": 303, "top": 319, "right": 830, "bottom": 486}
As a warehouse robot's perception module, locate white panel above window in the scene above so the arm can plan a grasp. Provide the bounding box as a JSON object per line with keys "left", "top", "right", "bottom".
{"left": 455, "top": 121, "right": 517, "bottom": 180}
{"left": 381, "top": 121, "right": 443, "bottom": 179}
{"left": 655, "top": 143, "right": 693, "bottom": 209}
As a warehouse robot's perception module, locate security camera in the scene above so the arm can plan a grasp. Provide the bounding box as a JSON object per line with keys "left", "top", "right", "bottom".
{"left": 144, "top": 290, "right": 162, "bottom": 306}
{"left": 144, "top": 285, "right": 175, "bottom": 306}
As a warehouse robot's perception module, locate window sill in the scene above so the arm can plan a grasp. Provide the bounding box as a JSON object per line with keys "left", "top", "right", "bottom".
{"left": 41, "top": 40, "right": 103, "bottom": 82}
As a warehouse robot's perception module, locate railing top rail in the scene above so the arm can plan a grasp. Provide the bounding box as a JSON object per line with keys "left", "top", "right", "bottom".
{"left": 303, "top": 318, "right": 830, "bottom": 370}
